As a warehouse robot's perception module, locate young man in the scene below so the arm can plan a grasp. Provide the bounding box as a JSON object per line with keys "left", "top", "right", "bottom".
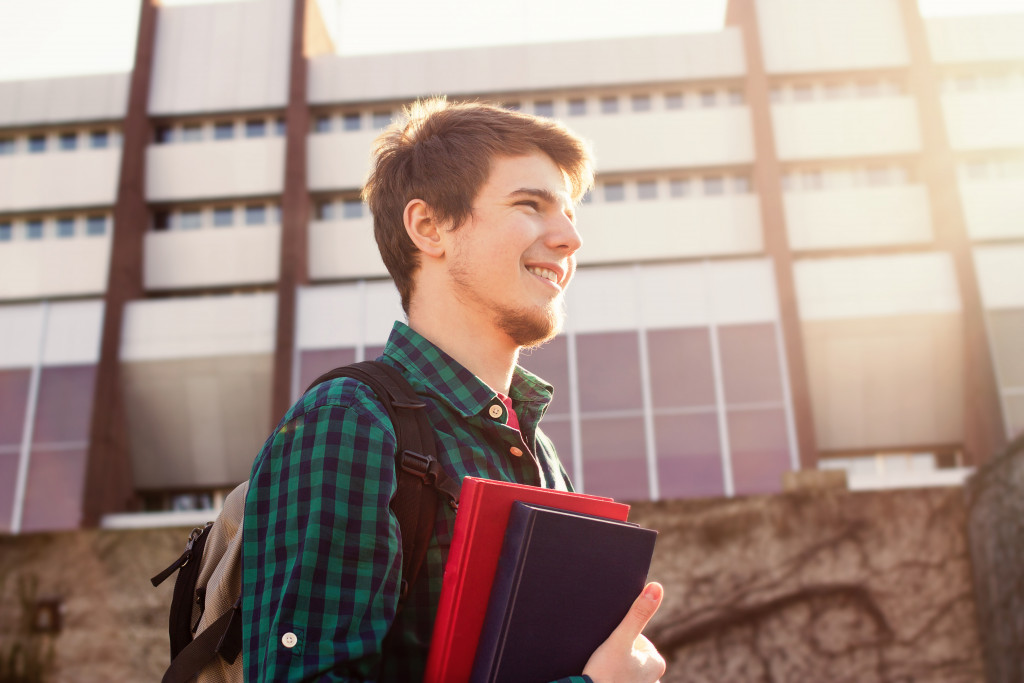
{"left": 242, "top": 98, "right": 665, "bottom": 682}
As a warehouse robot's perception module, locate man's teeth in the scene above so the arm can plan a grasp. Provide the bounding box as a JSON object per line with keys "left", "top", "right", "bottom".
{"left": 527, "top": 267, "right": 559, "bottom": 284}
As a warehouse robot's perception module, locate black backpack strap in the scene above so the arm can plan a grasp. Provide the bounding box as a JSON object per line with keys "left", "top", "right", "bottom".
{"left": 161, "top": 598, "right": 242, "bottom": 683}
{"left": 150, "top": 522, "right": 213, "bottom": 660}
{"left": 306, "top": 360, "right": 460, "bottom": 605}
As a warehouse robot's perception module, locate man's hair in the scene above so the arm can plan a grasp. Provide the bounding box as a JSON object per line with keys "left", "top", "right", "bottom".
{"left": 363, "top": 97, "right": 594, "bottom": 313}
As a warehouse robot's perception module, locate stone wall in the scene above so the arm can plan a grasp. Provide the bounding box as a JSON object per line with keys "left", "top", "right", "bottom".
{"left": 0, "top": 487, "right": 984, "bottom": 682}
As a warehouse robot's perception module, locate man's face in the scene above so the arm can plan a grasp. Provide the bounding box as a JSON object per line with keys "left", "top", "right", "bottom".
{"left": 446, "top": 151, "right": 582, "bottom": 348}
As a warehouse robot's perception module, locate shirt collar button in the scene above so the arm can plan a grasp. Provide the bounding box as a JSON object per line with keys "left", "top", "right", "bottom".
{"left": 488, "top": 404, "right": 504, "bottom": 420}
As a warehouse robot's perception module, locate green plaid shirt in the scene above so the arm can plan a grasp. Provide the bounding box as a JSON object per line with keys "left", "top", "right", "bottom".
{"left": 242, "top": 322, "right": 589, "bottom": 682}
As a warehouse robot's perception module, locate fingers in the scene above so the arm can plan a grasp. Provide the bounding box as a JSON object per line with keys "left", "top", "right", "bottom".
{"left": 610, "top": 582, "right": 663, "bottom": 645}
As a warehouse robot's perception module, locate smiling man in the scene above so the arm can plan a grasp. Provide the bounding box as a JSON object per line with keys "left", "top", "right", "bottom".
{"left": 242, "top": 98, "right": 665, "bottom": 683}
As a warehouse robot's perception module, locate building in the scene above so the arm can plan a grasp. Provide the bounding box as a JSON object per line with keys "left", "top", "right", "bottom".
{"left": 0, "top": 0, "right": 1021, "bottom": 533}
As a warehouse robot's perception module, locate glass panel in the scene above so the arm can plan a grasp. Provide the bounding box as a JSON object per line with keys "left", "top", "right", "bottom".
{"left": 703, "top": 176, "right": 724, "bottom": 195}
{"left": 718, "top": 323, "right": 783, "bottom": 405}
{"left": 179, "top": 210, "right": 201, "bottom": 230}
{"left": 0, "top": 137, "right": 14, "bottom": 154}
{"left": 20, "top": 448, "right": 86, "bottom": 532}
{"left": 59, "top": 132, "right": 78, "bottom": 150}
{"left": 669, "top": 179, "right": 690, "bottom": 198}
{"left": 245, "top": 205, "right": 266, "bottom": 225}
{"left": 213, "top": 207, "right": 234, "bottom": 227}
{"left": 315, "top": 115, "right": 332, "bottom": 133}
{"left": 665, "top": 93, "right": 684, "bottom": 110}
{"left": 56, "top": 217, "right": 75, "bottom": 238}
{"left": 0, "top": 222, "right": 10, "bottom": 241}
{"left": 533, "top": 101, "right": 554, "bottom": 118}
{"left": 343, "top": 113, "right": 361, "bottom": 131}
{"left": 0, "top": 369, "right": 30, "bottom": 446}
{"left": 86, "top": 215, "right": 106, "bottom": 236}
{"left": 275, "top": 118, "right": 286, "bottom": 136}
{"left": 637, "top": 180, "right": 657, "bottom": 200}
{"left": 700, "top": 90, "right": 717, "bottom": 107}
{"left": 90, "top": 130, "right": 109, "bottom": 148}
{"left": 567, "top": 99, "right": 586, "bottom": 116}
{"left": 989, "top": 309, "right": 1024, "bottom": 387}
{"left": 519, "top": 335, "right": 570, "bottom": 416}
{"left": 181, "top": 124, "right": 202, "bottom": 142}
{"left": 27, "top": 220, "right": 43, "bottom": 240}
{"left": 317, "top": 201, "right": 336, "bottom": 221}
{"left": 299, "top": 349, "right": 357, "bottom": 394}
{"left": 580, "top": 416, "right": 647, "bottom": 500}
{"left": 576, "top": 332, "right": 642, "bottom": 412}
{"left": 32, "top": 366, "right": 96, "bottom": 444}
{"left": 245, "top": 119, "right": 266, "bottom": 138}
{"left": 631, "top": 94, "right": 651, "bottom": 112}
{"left": 604, "top": 183, "right": 625, "bottom": 202}
{"left": 28, "top": 135, "right": 46, "bottom": 153}
{"left": 728, "top": 408, "right": 789, "bottom": 495}
{"left": 655, "top": 413, "right": 723, "bottom": 498}
{"left": 372, "top": 111, "right": 391, "bottom": 129}
{"left": 213, "top": 121, "right": 235, "bottom": 140}
{"left": 600, "top": 96, "right": 619, "bottom": 114}
{"left": 342, "top": 200, "right": 364, "bottom": 219}
{"left": 647, "top": 328, "right": 716, "bottom": 408}
{"left": 155, "top": 125, "right": 174, "bottom": 144}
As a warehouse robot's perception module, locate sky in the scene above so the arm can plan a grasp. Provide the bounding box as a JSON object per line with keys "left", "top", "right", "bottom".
{"left": 0, "top": 0, "right": 1022, "bottom": 82}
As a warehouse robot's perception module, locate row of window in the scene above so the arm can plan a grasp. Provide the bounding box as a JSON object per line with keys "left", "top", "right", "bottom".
{"left": 770, "top": 79, "right": 905, "bottom": 104}
{"left": 315, "top": 197, "right": 366, "bottom": 220}
{"left": 0, "top": 128, "right": 120, "bottom": 156}
{"left": 153, "top": 116, "right": 286, "bottom": 145}
{"left": 781, "top": 164, "right": 911, "bottom": 192}
{"left": 0, "top": 214, "right": 109, "bottom": 242}
{"left": 152, "top": 202, "right": 281, "bottom": 231}
{"left": 959, "top": 158, "right": 1024, "bottom": 181}
{"left": 942, "top": 70, "right": 1024, "bottom": 94}
{"left": 586, "top": 173, "right": 753, "bottom": 204}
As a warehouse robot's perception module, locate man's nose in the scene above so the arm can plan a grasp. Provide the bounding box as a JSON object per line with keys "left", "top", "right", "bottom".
{"left": 547, "top": 210, "right": 582, "bottom": 255}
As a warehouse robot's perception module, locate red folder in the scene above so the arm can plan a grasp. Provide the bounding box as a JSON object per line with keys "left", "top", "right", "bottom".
{"left": 424, "top": 477, "right": 631, "bottom": 683}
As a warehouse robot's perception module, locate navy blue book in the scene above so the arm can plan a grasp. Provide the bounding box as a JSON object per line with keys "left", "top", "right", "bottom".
{"left": 469, "top": 501, "right": 658, "bottom": 683}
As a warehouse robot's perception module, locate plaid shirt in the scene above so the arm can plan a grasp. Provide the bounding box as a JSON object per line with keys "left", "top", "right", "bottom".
{"left": 242, "top": 322, "right": 589, "bottom": 682}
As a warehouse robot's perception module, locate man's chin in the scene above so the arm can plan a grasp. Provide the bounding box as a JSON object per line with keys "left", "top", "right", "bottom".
{"left": 499, "top": 306, "right": 565, "bottom": 349}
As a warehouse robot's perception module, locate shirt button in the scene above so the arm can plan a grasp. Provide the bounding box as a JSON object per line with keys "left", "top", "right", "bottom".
{"left": 509, "top": 447, "right": 523, "bottom": 457}
{"left": 488, "top": 404, "right": 504, "bottom": 419}
{"left": 282, "top": 632, "right": 298, "bottom": 648}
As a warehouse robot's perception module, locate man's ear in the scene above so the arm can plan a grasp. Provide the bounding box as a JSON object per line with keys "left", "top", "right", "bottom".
{"left": 403, "top": 199, "right": 445, "bottom": 259}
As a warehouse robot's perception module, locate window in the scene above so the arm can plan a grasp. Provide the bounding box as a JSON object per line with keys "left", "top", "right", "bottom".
{"left": 0, "top": 221, "right": 11, "bottom": 241}
{"left": 604, "top": 182, "right": 625, "bottom": 202}
{"left": 86, "top": 215, "right": 106, "bottom": 236}
{"left": 568, "top": 98, "right": 586, "bottom": 116}
{"left": 179, "top": 210, "right": 201, "bottom": 230}
{"left": 502, "top": 102, "right": 521, "bottom": 111}
{"left": 669, "top": 178, "right": 690, "bottom": 198}
{"left": 59, "top": 132, "right": 78, "bottom": 151}
{"left": 865, "top": 165, "right": 892, "bottom": 186}
{"left": 27, "top": 219, "right": 44, "bottom": 239}
{"left": 956, "top": 76, "right": 977, "bottom": 92}
{"left": 727, "top": 90, "right": 744, "bottom": 105}
{"left": 637, "top": 180, "right": 657, "bottom": 200}
{"left": 769, "top": 88, "right": 784, "bottom": 103}
{"left": 964, "top": 161, "right": 990, "bottom": 180}
{"left": 823, "top": 83, "right": 848, "bottom": 100}
{"left": 342, "top": 199, "right": 364, "bottom": 219}
{"left": 317, "top": 201, "right": 336, "bottom": 220}
{"left": 28, "top": 135, "right": 46, "bottom": 153}
{"left": 732, "top": 176, "right": 751, "bottom": 194}
{"left": 801, "top": 169, "right": 823, "bottom": 190}
{"left": 245, "top": 119, "right": 266, "bottom": 138}
{"left": 213, "top": 121, "right": 235, "bottom": 140}
{"left": 315, "top": 115, "right": 332, "bottom": 133}
{"left": 153, "top": 211, "right": 171, "bottom": 231}
{"left": 857, "top": 80, "right": 880, "bottom": 98}
{"left": 793, "top": 85, "right": 813, "bottom": 102}
{"left": 245, "top": 205, "right": 266, "bottom": 225}
{"left": 534, "top": 101, "right": 554, "bottom": 118}
{"left": 90, "top": 130, "right": 110, "bottom": 148}
{"left": 665, "top": 92, "right": 684, "bottom": 110}
{"left": 372, "top": 111, "right": 391, "bottom": 129}
{"left": 155, "top": 125, "right": 174, "bottom": 144}
{"left": 181, "top": 124, "right": 203, "bottom": 142}
{"left": 275, "top": 118, "right": 286, "bottom": 136}
{"left": 631, "top": 94, "right": 651, "bottom": 112}
{"left": 580, "top": 190, "right": 592, "bottom": 204}
{"left": 56, "top": 217, "right": 75, "bottom": 238}
{"left": 213, "top": 207, "right": 234, "bottom": 227}
{"left": 342, "top": 113, "right": 361, "bottom": 131}
{"left": 703, "top": 176, "right": 724, "bottom": 195}
{"left": 700, "top": 90, "right": 717, "bottom": 107}
{"left": 600, "top": 96, "right": 619, "bottom": 114}
{"left": 0, "top": 137, "right": 13, "bottom": 154}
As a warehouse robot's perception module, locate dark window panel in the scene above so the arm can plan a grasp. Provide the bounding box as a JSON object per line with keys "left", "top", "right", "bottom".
{"left": 718, "top": 323, "right": 784, "bottom": 404}
{"left": 576, "top": 332, "right": 642, "bottom": 412}
{"left": 728, "top": 408, "right": 790, "bottom": 496}
{"left": 518, "top": 335, "right": 570, "bottom": 417}
{"left": 988, "top": 309, "right": 1024, "bottom": 387}
{"left": 20, "top": 448, "right": 86, "bottom": 532}
{"left": 647, "top": 328, "right": 716, "bottom": 408}
{"left": 0, "top": 369, "right": 31, "bottom": 446}
{"left": 537, "top": 418, "right": 574, "bottom": 480}
{"left": 0, "top": 452, "right": 18, "bottom": 531}
{"left": 32, "top": 366, "right": 97, "bottom": 444}
{"left": 655, "top": 413, "right": 724, "bottom": 498}
{"left": 580, "top": 416, "right": 648, "bottom": 501}
{"left": 299, "top": 348, "right": 357, "bottom": 395}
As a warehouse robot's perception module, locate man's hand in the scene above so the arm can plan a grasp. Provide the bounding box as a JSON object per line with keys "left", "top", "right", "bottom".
{"left": 582, "top": 582, "right": 667, "bottom": 683}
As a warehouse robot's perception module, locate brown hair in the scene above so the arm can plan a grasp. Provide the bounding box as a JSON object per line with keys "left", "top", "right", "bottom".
{"left": 363, "top": 97, "right": 594, "bottom": 313}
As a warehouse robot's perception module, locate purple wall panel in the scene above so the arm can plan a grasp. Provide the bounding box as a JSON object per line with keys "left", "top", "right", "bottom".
{"left": 576, "top": 332, "right": 643, "bottom": 412}
{"left": 580, "top": 416, "right": 647, "bottom": 501}
{"left": 729, "top": 408, "right": 790, "bottom": 495}
{"left": 0, "top": 369, "right": 31, "bottom": 446}
{"left": 519, "top": 335, "right": 570, "bottom": 416}
{"left": 655, "top": 413, "right": 724, "bottom": 498}
{"left": 537, "top": 418, "right": 574, "bottom": 480}
{"left": 718, "top": 323, "right": 784, "bottom": 404}
{"left": 0, "top": 452, "right": 18, "bottom": 532}
{"left": 20, "top": 448, "right": 86, "bottom": 532}
{"left": 298, "top": 348, "right": 357, "bottom": 394}
{"left": 32, "top": 365, "right": 97, "bottom": 444}
{"left": 365, "top": 345, "right": 386, "bottom": 361}
{"left": 647, "top": 328, "right": 716, "bottom": 408}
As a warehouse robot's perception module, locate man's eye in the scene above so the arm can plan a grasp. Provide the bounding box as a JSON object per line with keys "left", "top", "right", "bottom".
{"left": 516, "top": 200, "right": 540, "bottom": 210}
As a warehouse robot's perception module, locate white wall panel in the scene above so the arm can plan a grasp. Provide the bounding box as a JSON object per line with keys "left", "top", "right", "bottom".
{"left": 927, "top": 13, "right": 1024, "bottom": 63}
{"left": 148, "top": 0, "right": 290, "bottom": 115}
{"left": 0, "top": 149, "right": 120, "bottom": 213}
{"left": 0, "top": 305, "right": 45, "bottom": 368}
{"left": 296, "top": 282, "right": 401, "bottom": 350}
{"left": 708, "top": 258, "right": 780, "bottom": 324}
{"left": 973, "top": 244, "right": 1024, "bottom": 309}
{"left": 145, "top": 137, "right": 285, "bottom": 202}
{"left": 942, "top": 92, "right": 1024, "bottom": 152}
{"left": 0, "top": 235, "right": 112, "bottom": 301}
{"left": 308, "top": 130, "right": 377, "bottom": 191}
{"left": 120, "top": 293, "right": 277, "bottom": 361}
{"left": 576, "top": 196, "right": 763, "bottom": 265}
{"left": 309, "top": 30, "right": 745, "bottom": 105}
{"left": 795, "top": 253, "right": 962, "bottom": 320}
{"left": 566, "top": 266, "right": 642, "bottom": 333}
{"left": 308, "top": 218, "right": 388, "bottom": 281}
{"left": 0, "top": 73, "right": 128, "bottom": 127}
{"left": 960, "top": 179, "right": 1024, "bottom": 242}
{"left": 364, "top": 281, "right": 404, "bottom": 345}
{"left": 773, "top": 98, "right": 921, "bottom": 161}
{"left": 756, "top": 0, "right": 909, "bottom": 73}
{"left": 784, "top": 185, "right": 933, "bottom": 251}
{"left": 144, "top": 226, "right": 281, "bottom": 291}
{"left": 0, "top": 301, "right": 103, "bottom": 369}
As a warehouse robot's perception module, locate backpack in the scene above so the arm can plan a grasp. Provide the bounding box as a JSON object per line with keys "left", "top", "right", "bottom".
{"left": 150, "top": 360, "right": 461, "bottom": 683}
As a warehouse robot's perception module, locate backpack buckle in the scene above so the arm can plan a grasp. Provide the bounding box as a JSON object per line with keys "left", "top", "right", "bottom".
{"left": 400, "top": 450, "right": 437, "bottom": 483}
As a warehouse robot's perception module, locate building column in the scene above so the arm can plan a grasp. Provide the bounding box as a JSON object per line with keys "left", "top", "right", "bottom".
{"left": 897, "top": 0, "right": 1007, "bottom": 464}
{"left": 726, "top": 0, "right": 819, "bottom": 469}
{"left": 81, "top": 0, "right": 158, "bottom": 526}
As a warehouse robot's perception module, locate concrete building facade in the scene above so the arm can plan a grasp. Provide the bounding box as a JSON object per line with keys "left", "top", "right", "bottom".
{"left": 0, "top": 0, "right": 1022, "bottom": 532}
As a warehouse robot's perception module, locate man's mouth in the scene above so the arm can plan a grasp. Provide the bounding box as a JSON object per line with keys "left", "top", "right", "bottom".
{"left": 526, "top": 266, "right": 561, "bottom": 286}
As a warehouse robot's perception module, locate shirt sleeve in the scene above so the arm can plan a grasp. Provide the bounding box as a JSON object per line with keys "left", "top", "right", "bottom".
{"left": 242, "top": 393, "right": 402, "bottom": 682}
